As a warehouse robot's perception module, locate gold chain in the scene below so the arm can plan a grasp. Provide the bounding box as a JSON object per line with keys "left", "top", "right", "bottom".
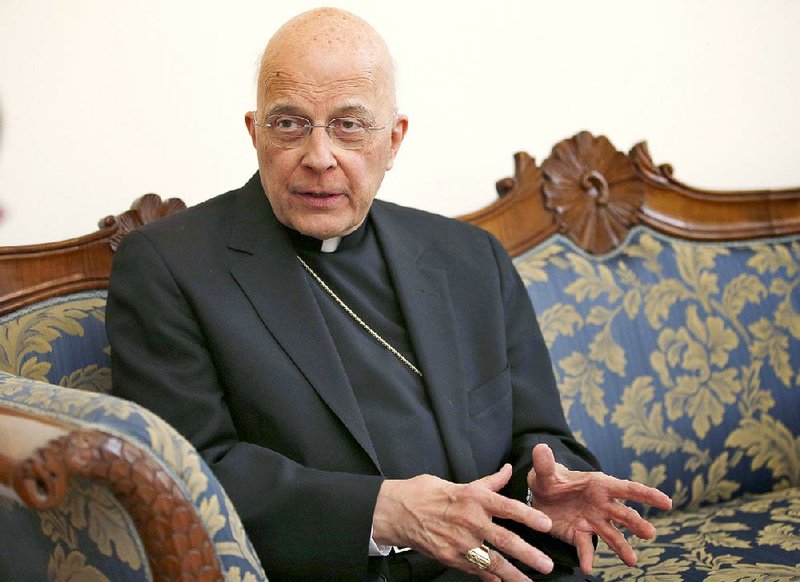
{"left": 296, "top": 255, "right": 423, "bottom": 378}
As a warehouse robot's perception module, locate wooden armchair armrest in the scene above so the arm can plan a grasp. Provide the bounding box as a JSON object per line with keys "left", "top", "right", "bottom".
{"left": 0, "top": 404, "right": 223, "bottom": 581}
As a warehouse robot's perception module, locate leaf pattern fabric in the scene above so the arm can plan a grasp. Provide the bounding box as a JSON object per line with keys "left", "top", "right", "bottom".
{"left": 515, "top": 227, "right": 800, "bottom": 578}
{"left": 1, "top": 372, "right": 266, "bottom": 580}
{"left": 0, "top": 292, "right": 111, "bottom": 392}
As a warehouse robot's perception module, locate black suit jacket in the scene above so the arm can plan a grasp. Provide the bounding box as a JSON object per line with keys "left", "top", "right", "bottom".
{"left": 107, "top": 174, "right": 598, "bottom": 580}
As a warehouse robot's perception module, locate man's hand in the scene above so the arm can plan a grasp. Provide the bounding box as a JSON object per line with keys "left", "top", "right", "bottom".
{"left": 373, "top": 464, "right": 554, "bottom": 581}
{"left": 527, "top": 443, "right": 673, "bottom": 575}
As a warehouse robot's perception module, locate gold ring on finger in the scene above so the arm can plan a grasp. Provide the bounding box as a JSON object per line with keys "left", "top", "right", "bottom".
{"left": 465, "top": 544, "right": 492, "bottom": 571}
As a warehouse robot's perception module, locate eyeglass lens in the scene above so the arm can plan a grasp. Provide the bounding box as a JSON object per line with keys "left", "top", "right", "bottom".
{"left": 266, "top": 115, "right": 369, "bottom": 149}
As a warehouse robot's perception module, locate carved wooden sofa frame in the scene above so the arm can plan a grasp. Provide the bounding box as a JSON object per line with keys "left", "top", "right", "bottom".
{"left": 2, "top": 131, "right": 799, "bottom": 579}
{"left": 461, "top": 131, "right": 800, "bottom": 579}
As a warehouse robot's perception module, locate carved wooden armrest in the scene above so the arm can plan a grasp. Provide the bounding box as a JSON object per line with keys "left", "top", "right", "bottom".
{"left": 0, "top": 406, "right": 223, "bottom": 582}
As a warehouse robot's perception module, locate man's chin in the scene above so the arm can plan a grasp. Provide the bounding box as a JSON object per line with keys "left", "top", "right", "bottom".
{"left": 291, "top": 219, "right": 356, "bottom": 241}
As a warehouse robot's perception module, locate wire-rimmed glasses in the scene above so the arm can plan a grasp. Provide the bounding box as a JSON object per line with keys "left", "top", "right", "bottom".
{"left": 251, "top": 112, "right": 395, "bottom": 150}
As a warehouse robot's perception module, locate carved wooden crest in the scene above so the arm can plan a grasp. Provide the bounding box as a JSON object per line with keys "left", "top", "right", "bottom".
{"left": 541, "top": 131, "right": 645, "bottom": 254}
{"left": 100, "top": 194, "right": 187, "bottom": 251}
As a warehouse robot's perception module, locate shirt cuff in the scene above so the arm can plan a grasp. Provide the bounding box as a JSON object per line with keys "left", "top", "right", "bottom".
{"left": 369, "top": 527, "right": 393, "bottom": 556}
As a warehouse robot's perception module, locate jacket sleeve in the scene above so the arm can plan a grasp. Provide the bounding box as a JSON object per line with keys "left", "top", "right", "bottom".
{"left": 106, "top": 230, "right": 383, "bottom": 581}
{"left": 486, "top": 231, "right": 601, "bottom": 567}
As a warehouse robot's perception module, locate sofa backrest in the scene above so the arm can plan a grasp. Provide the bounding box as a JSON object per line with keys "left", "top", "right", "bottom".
{"left": 0, "top": 291, "right": 111, "bottom": 391}
{"left": 462, "top": 131, "right": 800, "bottom": 512}
{"left": 0, "top": 194, "right": 186, "bottom": 392}
{"left": 516, "top": 228, "right": 800, "bottom": 511}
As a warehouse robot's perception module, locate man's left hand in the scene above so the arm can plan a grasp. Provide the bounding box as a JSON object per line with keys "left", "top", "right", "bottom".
{"left": 526, "top": 443, "right": 672, "bottom": 575}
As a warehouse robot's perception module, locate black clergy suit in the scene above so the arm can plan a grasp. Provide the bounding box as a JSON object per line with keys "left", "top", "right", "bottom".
{"left": 107, "top": 173, "right": 599, "bottom": 581}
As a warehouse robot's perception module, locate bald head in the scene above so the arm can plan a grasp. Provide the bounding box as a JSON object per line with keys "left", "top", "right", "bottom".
{"left": 257, "top": 8, "right": 396, "bottom": 113}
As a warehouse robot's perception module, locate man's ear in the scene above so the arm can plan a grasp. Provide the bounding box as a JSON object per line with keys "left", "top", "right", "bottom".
{"left": 385, "top": 114, "right": 408, "bottom": 171}
{"left": 244, "top": 111, "right": 257, "bottom": 148}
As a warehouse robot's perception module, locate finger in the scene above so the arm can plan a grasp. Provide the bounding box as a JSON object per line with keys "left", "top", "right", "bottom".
{"left": 606, "top": 479, "right": 672, "bottom": 510}
{"left": 483, "top": 523, "right": 554, "bottom": 574}
{"left": 475, "top": 463, "right": 513, "bottom": 492}
{"left": 454, "top": 546, "right": 503, "bottom": 582}
{"left": 530, "top": 443, "right": 556, "bottom": 478}
{"left": 481, "top": 549, "right": 538, "bottom": 582}
{"left": 595, "top": 520, "right": 637, "bottom": 566}
{"left": 605, "top": 502, "right": 656, "bottom": 540}
{"left": 574, "top": 531, "right": 595, "bottom": 575}
{"left": 484, "top": 490, "right": 551, "bottom": 532}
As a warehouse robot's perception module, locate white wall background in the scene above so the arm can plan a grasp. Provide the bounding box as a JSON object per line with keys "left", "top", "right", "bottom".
{"left": 1, "top": 0, "right": 798, "bottom": 245}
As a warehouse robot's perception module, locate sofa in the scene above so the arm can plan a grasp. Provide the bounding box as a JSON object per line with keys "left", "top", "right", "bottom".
{"left": 1, "top": 132, "right": 798, "bottom": 581}
{"left": 462, "top": 131, "right": 800, "bottom": 580}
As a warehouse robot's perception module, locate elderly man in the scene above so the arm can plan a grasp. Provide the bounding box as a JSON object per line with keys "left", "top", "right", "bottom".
{"left": 107, "top": 8, "right": 670, "bottom": 581}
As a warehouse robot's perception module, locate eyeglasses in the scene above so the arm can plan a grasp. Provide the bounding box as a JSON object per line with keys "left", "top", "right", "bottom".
{"left": 251, "top": 113, "right": 394, "bottom": 150}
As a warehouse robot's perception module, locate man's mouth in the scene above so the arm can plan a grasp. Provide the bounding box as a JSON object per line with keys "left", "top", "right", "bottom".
{"left": 293, "top": 190, "right": 346, "bottom": 207}
{"left": 303, "top": 191, "right": 340, "bottom": 198}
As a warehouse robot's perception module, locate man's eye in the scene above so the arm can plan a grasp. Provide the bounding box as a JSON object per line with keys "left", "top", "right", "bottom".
{"left": 271, "top": 116, "right": 305, "bottom": 131}
{"left": 334, "top": 118, "right": 365, "bottom": 132}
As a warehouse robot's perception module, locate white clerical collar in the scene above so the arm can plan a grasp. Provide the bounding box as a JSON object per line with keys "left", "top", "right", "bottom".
{"left": 320, "top": 237, "right": 342, "bottom": 253}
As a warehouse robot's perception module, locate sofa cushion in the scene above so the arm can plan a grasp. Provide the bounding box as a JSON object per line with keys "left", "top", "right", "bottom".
{"left": 0, "top": 291, "right": 111, "bottom": 392}
{"left": 593, "top": 486, "right": 800, "bottom": 580}
{"left": 514, "top": 227, "right": 800, "bottom": 511}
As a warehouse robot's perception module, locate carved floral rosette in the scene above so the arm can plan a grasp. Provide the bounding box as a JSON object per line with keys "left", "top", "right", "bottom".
{"left": 541, "top": 131, "right": 644, "bottom": 254}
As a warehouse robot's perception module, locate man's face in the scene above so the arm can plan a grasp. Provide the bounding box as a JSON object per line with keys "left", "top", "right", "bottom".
{"left": 246, "top": 45, "right": 407, "bottom": 240}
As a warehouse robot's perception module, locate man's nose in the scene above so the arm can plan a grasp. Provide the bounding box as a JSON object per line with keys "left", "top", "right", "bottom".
{"left": 301, "top": 126, "right": 338, "bottom": 172}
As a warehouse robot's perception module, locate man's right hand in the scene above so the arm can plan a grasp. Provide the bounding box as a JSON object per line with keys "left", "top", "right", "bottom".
{"left": 372, "top": 464, "right": 554, "bottom": 581}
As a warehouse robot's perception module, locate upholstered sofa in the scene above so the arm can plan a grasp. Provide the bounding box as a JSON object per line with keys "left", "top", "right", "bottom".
{"left": 2, "top": 133, "right": 798, "bottom": 581}
{"left": 0, "top": 196, "right": 266, "bottom": 581}
{"left": 463, "top": 131, "right": 800, "bottom": 580}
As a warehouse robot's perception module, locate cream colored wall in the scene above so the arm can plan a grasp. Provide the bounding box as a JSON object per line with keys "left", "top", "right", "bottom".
{"left": 0, "top": 0, "right": 798, "bottom": 245}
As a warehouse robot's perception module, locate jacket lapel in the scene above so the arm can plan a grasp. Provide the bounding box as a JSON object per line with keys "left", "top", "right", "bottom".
{"left": 371, "top": 203, "right": 479, "bottom": 483}
{"left": 225, "top": 176, "right": 381, "bottom": 471}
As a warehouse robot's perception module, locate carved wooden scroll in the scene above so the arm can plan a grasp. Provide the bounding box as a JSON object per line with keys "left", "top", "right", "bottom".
{"left": 101, "top": 194, "right": 187, "bottom": 252}
{"left": 0, "top": 194, "right": 186, "bottom": 314}
{"left": 462, "top": 131, "right": 800, "bottom": 256}
{"left": 1, "top": 409, "right": 222, "bottom": 581}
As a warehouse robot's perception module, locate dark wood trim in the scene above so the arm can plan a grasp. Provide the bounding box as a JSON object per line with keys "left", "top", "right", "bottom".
{"left": 461, "top": 131, "right": 800, "bottom": 256}
{"left": 0, "top": 194, "right": 186, "bottom": 315}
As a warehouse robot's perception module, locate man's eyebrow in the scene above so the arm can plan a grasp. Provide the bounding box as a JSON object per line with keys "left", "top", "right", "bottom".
{"left": 265, "top": 103, "right": 307, "bottom": 117}
{"left": 332, "top": 104, "right": 374, "bottom": 121}
{"left": 263, "top": 103, "right": 376, "bottom": 122}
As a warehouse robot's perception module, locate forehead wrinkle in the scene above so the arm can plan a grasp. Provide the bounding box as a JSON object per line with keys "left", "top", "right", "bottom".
{"left": 262, "top": 72, "right": 383, "bottom": 118}
{"left": 264, "top": 69, "right": 379, "bottom": 96}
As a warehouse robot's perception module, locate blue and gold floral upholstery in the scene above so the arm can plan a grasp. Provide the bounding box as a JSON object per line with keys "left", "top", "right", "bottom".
{"left": 1, "top": 291, "right": 111, "bottom": 391}
{"left": 0, "top": 293, "right": 266, "bottom": 581}
{"left": 515, "top": 227, "right": 800, "bottom": 579}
